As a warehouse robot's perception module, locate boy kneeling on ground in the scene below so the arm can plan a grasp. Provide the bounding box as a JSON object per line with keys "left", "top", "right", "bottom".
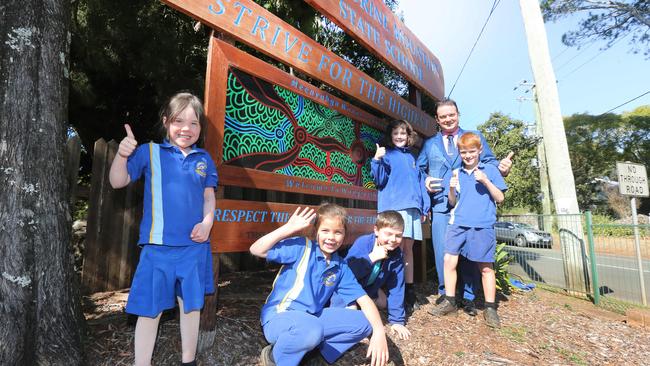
{"left": 331, "top": 210, "right": 411, "bottom": 340}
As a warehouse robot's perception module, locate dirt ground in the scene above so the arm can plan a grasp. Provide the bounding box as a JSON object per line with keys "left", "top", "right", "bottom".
{"left": 84, "top": 270, "right": 650, "bottom": 366}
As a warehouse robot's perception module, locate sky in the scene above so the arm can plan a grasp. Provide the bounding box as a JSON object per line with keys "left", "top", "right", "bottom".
{"left": 398, "top": 0, "right": 650, "bottom": 130}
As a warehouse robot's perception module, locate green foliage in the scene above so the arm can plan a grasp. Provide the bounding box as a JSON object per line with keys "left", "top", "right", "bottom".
{"left": 312, "top": 1, "right": 408, "bottom": 98}
{"left": 71, "top": 0, "right": 210, "bottom": 168}
{"left": 499, "top": 325, "right": 528, "bottom": 343}
{"left": 478, "top": 113, "right": 542, "bottom": 212}
{"left": 564, "top": 107, "right": 650, "bottom": 215}
{"left": 494, "top": 242, "right": 512, "bottom": 294}
{"left": 541, "top": 0, "right": 650, "bottom": 58}
{"left": 73, "top": 200, "right": 89, "bottom": 221}
{"left": 256, "top": 0, "right": 318, "bottom": 36}
{"left": 588, "top": 214, "right": 649, "bottom": 236}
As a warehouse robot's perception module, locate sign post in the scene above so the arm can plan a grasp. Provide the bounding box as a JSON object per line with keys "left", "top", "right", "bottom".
{"left": 616, "top": 161, "right": 649, "bottom": 305}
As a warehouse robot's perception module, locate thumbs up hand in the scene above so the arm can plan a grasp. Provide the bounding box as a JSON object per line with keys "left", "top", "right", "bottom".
{"left": 498, "top": 151, "right": 514, "bottom": 176}
{"left": 369, "top": 242, "right": 389, "bottom": 263}
{"left": 374, "top": 143, "right": 386, "bottom": 160}
{"left": 474, "top": 168, "right": 488, "bottom": 184}
{"left": 118, "top": 124, "right": 138, "bottom": 158}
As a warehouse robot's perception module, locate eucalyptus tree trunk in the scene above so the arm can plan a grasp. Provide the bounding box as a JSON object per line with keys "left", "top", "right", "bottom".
{"left": 1, "top": 1, "right": 84, "bottom": 364}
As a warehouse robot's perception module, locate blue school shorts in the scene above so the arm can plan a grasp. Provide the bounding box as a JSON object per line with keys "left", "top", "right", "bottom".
{"left": 126, "top": 243, "right": 215, "bottom": 318}
{"left": 444, "top": 225, "right": 496, "bottom": 263}
{"left": 397, "top": 208, "right": 422, "bottom": 240}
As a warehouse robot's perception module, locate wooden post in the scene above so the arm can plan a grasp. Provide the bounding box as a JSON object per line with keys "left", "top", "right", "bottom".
{"left": 120, "top": 180, "right": 143, "bottom": 289}
{"left": 82, "top": 139, "right": 109, "bottom": 293}
{"left": 408, "top": 82, "right": 428, "bottom": 284}
{"left": 198, "top": 186, "right": 224, "bottom": 352}
{"left": 103, "top": 141, "right": 128, "bottom": 291}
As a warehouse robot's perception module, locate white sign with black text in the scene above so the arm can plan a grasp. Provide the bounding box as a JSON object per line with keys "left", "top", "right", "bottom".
{"left": 616, "top": 162, "right": 649, "bottom": 197}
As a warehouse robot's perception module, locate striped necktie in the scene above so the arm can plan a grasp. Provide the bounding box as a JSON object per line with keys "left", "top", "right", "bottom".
{"left": 447, "top": 135, "right": 457, "bottom": 156}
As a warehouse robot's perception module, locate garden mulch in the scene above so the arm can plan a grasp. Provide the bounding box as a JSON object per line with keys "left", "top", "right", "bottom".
{"left": 84, "top": 270, "right": 650, "bottom": 365}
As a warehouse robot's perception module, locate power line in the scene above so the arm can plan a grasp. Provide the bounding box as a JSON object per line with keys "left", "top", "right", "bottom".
{"left": 447, "top": 0, "right": 501, "bottom": 98}
{"left": 558, "top": 36, "right": 626, "bottom": 81}
{"left": 553, "top": 41, "right": 596, "bottom": 72}
{"left": 551, "top": 45, "right": 570, "bottom": 62}
{"left": 599, "top": 90, "right": 650, "bottom": 115}
{"left": 557, "top": 49, "right": 606, "bottom": 81}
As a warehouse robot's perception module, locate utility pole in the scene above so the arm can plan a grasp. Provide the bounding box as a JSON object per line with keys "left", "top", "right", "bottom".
{"left": 515, "top": 81, "right": 553, "bottom": 227}
{"left": 533, "top": 92, "right": 553, "bottom": 232}
{"left": 519, "top": 0, "right": 587, "bottom": 293}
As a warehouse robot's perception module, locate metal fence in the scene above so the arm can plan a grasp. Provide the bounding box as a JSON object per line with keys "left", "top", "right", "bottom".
{"left": 586, "top": 213, "right": 650, "bottom": 312}
{"left": 498, "top": 212, "right": 650, "bottom": 313}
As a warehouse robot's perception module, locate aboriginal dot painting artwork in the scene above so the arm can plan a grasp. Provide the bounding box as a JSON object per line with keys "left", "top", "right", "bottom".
{"left": 223, "top": 67, "right": 381, "bottom": 189}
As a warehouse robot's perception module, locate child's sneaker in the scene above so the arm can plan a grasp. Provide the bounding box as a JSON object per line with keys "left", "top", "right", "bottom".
{"left": 462, "top": 299, "right": 478, "bottom": 316}
{"left": 427, "top": 297, "right": 457, "bottom": 316}
{"left": 261, "top": 344, "right": 276, "bottom": 366}
{"left": 405, "top": 284, "right": 420, "bottom": 314}
{"left": 484, "top": 307, "right": 501, "bottom": 328}
{"left": 405, "top": 293, "right": 420, "bottom": 314}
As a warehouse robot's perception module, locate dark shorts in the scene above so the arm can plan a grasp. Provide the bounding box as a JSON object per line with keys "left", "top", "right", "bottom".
{"left": 126, "top": 243, "right": 214, "bottom": 318}
{"left": 444, "top": 225, "right": 496, "bottom": 263}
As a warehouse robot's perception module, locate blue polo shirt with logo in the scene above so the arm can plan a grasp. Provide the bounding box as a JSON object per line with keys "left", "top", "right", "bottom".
{"left": 126, "top": 141, "right": 218, "bottom": 246}
{"left": 260, "top": 236, "right": 366, "bottom": 325}
{"left": 448, "top": 163, "right": 507, "bottom": 228}
{"left": 344, "top": 233, "right": 406, "bottom": 325}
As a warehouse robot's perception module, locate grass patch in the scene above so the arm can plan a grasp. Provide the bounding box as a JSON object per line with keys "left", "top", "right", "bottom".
{"left": 599, "top": 296, "right": 646, "bottom": 315}
{"left": 499, "top": 325, "right": 528, "bottom": 343}
{"left": 454, "top": 351, "right": 464, "bottom": 358}
{"left": 555, "top": 346, "right": 587, "bottom": 365}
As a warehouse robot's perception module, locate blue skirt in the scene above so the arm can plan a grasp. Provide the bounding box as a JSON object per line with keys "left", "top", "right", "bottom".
{"left": 126, "top": 243, "right": 214, "bottom": 317}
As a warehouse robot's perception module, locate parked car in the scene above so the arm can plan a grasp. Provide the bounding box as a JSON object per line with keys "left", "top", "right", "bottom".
{"left": 494, "top": 221, "right": 552, "bottom": 248}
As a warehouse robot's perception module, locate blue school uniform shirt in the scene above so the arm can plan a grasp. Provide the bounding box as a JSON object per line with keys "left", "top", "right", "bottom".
{"left": 345, "top": 233, "right": 406, "bottom": 325}
{"left": 417, "top": 129, "right": 498, "bottom": 214}
{"left": 371, "top": 147, "right": 430, "bottom": 215}
{"left": 260, "top": 236, "right": 366, "bottom": 325}
{"left": 126, "top": 141, "right": 218, "bottom": 246}
{"left": 448, "top": 163, "right": 507, "bottom": 228}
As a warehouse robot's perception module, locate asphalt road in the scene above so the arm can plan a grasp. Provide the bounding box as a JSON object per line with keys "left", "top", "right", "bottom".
{"left": 506, "top": 246, "right": 650, "bottom": 305}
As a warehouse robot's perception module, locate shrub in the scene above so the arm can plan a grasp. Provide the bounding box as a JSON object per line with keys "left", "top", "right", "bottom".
{"left": 495, "top": 242, "right": 512, "bottom": 294}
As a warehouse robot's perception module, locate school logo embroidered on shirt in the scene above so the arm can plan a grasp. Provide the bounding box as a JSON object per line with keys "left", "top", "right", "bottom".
{"left": 323, "top": 270, "right": 338, "bottom": 287}
{"left": 195, "top": 161, "right": 207, "bottom": 177}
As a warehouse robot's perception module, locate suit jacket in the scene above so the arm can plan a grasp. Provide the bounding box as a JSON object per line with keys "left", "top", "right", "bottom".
{"left": 416, "top": 128, "right": 498, "bottom": 213}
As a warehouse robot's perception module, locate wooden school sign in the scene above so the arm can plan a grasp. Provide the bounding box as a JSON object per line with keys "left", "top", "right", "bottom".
{"left": 202, "top": 37, "right": 382, "bottom": 251}
{"left": 161, "top": 0, "right": 437, "bottom": 136}
{"left": 305, "top": 0, "right": 444, "bottom": 101}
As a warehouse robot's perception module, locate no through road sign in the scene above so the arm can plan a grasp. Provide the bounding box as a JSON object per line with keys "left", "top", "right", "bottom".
{"left": 616, "top": 162, "right": 649, "bottom": 197}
